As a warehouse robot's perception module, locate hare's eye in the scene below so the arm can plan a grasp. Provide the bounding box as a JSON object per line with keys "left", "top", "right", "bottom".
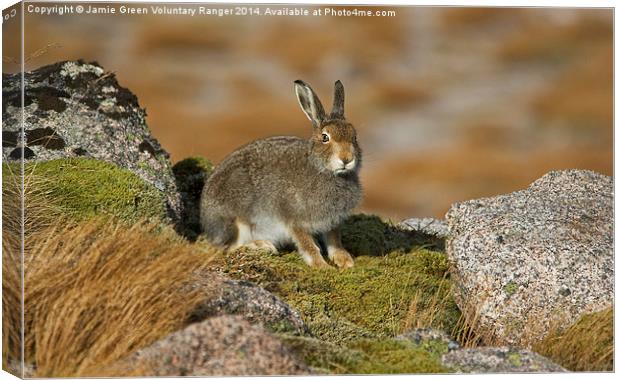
{"left": 322, "top": 133, "right": 330, "bottom": 143}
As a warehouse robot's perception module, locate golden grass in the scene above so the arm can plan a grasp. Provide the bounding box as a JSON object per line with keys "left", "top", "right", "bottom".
{"left": 436, "top": 285, "right": 612, "bottom": 370}
{"left": 21, "top": 219, "right": 218, "bottom": 377}
{"left": 3, "top": 161, "right": 223, "bottom": 377}
{"left": 3, "top": 163, "right": 61, "bottom": 374}
{"left": 402, "top": 274, "right": 454, "bottom": 332}
{"left": 2, "top": 192, "right": 22, "bottom": 376}
{"left": 533, "top": 307, "right": 613, "bottom": 371}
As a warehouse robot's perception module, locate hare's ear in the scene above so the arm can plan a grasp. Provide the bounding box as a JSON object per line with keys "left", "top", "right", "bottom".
{"left": 330, "top": 80, "right": 345, "bottom": 120}
{"left": 294, "top": 80, "right": 326, "bottom": 127}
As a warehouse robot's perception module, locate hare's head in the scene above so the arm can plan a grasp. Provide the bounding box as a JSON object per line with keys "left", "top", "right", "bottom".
{"left": 295, "top": 80, "right": 361, "bottom": 175}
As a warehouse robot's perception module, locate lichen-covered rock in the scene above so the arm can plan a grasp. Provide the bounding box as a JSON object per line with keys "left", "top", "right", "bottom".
{"left": 2, "top": 60, "right": 181, "bottom": 220}
{"left": 397, "top": 328, "right": 460, "bottom": 353}
{"left": 442, "top": 347, "right": 567, "bottom": 373}
{"left": 398, "top": 218, "right": 449, "bottom": 238}
{"left": 189, "top": 272, "right": 307, "bottom": 335}
{"left": 125, "top": 315, "right": 310, "bottom": 376}
{"left": 446, "top": 169, "right": 613, "bottom": 346}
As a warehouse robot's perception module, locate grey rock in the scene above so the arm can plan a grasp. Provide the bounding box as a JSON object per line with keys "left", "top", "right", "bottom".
{"left": 442, "top": 347, "right": 567, "bottom": 373}
{"left": 2, "top": 60, "right": 181, "bottom": 220}
{"left": 189, "top": 272, "right": 307, "bottom": 335}
{"left": 126, "top": 315, "right": 310, "bottom": 376}
{"left": 397, "top": 328, "right": 460, "bottom": 352}
{"left": 446, "top": 169, "right": 613, "bottom": 346}
{"left": 398, "top": 217, "right": 449, "bottom": 238}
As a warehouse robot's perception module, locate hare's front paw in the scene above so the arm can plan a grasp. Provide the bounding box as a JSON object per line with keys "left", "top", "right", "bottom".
{"left": 241, "top": 240, "right": 278, "bottom": 254}
{"left": 330, "top": 249, "right": 354, "bottom": 269}
{"left": 308, "top": 255, "right": 331, "bottom": 269}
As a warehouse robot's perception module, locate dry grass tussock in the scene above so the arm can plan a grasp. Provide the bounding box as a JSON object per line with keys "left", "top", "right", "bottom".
{"left": 21, "top": 219, "right": 219, "bottom": 377}
{"left": 402, "top": 273, "right": 453, "bottom": 331}
{"left": 2, "top": 166, "right": 220, "bottom": 376}
{"left": 2, "top": 166, "right": 24, "bottom": 373}
{"left": 533, "top": 307, "right": 613, "bottom": 371}
{"left": 442, "top": 286, "right": 612, "bottom": 372}
{"left": 3, "top": 163, "right": 63, "bottom": 374}
{"left": 400, "top": 274, "right": 485, "bottom": 349}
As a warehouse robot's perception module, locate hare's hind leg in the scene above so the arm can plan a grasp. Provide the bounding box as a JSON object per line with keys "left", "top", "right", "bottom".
{"left": 325, "top": 228, "right": 354, "bottom": 269}
{"left": 290, "top": 226, "right": 330, "bottom": 268}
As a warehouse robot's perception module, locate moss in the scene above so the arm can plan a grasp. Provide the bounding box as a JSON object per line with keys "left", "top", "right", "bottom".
{"left": 504, "top": 281, "right": 518, "bottom": 296}
{"left": 186, "top": 205, "right": 454, "bottom": 373}
{"left": 419, "top": 338, "right": 451, "bottom": 357}
{"left": 340, "top": 214, "right": 387, "bottom": 256}
{"left": 172, "top": 156, "right": 214, "bottom": 240}
{"left": 8, "top": 158, "right": 167, "bottom": 223}
{"left": 534, "top": 307, "right": 613, "bottom": 371}
{"left": 218, "top": 245, "right": 460, "bottom": 343}
{"left": 213, "top": 236, "right": 459, "bottom": 374}
{"left": 278, "top": 335, "right": 364, "bottom": 374}
{"left": 340, "top": 214, "right": 444, "bottom": 256}
{"left": 268, "top": 319, "right": 301, "bottom": 335}
{"left": 280, "top": 335, "right": 447, "bottom": 374}
{"left": 507, "top": 352, "right": 522, "bottom": 367}
{"left": 350, "top": 339, "right": 447, "bottom": 374}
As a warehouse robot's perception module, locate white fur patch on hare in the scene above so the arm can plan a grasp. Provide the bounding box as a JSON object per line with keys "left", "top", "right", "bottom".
{"left": 251, "top": 215, "right": 292, "bottom": 247}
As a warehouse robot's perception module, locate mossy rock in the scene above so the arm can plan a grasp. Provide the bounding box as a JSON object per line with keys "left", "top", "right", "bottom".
{"left": 7, "top": 158, "right": 168, "bottom": 223}
{"left": 172, "top": 156, "right": 214, "bottom": 240}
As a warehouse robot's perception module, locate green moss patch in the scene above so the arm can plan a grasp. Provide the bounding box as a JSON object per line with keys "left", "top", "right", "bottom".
{"left": 9, "top": 158, "right": 167, "bottom": 223}
{"left": 280, "top": 335, "right": 447, "bottom": 374}
{"left": 214, "top": 236, "right": 460, "bottom": 374}
{"left": 221, "top": 246, "right": 459, "bottom": 341}
{"left": 350, "top": 339, "right": 447, "bottom": 374}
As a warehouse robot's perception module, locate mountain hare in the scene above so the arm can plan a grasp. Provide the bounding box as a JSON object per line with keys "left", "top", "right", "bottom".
{"left": 200, "top": 80, "right": 361, "bottom": 268}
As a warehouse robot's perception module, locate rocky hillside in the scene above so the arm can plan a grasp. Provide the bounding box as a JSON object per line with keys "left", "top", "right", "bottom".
{"left": 2, "top": 61, "right": 612, "bottom": 377}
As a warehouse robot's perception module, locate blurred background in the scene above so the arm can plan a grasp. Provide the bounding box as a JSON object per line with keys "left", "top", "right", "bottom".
{"left": 3, "top": 4, "right": 613, "bottom": 221}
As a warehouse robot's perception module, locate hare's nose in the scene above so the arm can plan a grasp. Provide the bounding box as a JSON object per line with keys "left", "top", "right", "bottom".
{"left": 341, "top": 157, "right": 352, "bottom": 165}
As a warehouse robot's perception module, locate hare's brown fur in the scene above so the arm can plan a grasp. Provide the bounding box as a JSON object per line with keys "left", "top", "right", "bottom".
{"left": 200, "top": 81, "right": 361, "bottom": 268}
